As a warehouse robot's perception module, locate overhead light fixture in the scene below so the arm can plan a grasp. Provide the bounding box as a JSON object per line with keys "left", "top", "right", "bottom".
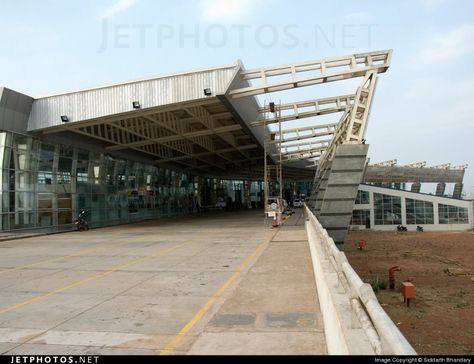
{"left": 132, "top": 101, "right": 141, "bottom": 109}
{"left": 60, "top": 115, "right": 69, "bottom": 123}
{"left": 203, "top": 88, "right": 212, "bottom": 96}
{"left": 269, "top": 102, "right": 275, "bottom": 113}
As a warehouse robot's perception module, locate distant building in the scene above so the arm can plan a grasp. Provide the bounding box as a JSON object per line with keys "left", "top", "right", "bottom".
{"left": 350, "top": 184, "right": 473, "bottom": 231}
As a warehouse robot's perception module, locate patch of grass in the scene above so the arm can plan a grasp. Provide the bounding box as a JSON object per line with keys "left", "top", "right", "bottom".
{"left": 371, "top": 280, "right": 380, "bottom": 293}
{"left": 378, "top": 280, "right": 388, "bottom": 290}
{"left": 370, "top": 275, "right": 388, "bottom": 293}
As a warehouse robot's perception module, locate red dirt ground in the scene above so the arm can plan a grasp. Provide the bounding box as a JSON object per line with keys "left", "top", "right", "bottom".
{"left": 345, "top": 230, "right": 474, "bottom": 355}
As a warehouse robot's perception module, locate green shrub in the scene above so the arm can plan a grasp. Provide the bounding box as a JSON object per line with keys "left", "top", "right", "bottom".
{"left": 378, "top": 280, "right": 388, "bottom": 290}
{"left": 370, "top": 275, "right": 388, "bottom": 292}
{"left": 371, "top": 276, "right": 380, "bottom": 293}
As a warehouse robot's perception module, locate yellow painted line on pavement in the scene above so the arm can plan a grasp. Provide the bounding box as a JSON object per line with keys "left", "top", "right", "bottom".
{"left": 0, "top": 233, "right": 159, "bottom": 275}
{"left": 0, "top": 240, "right": 193, "bottom": 315}
{"left": 159, "top": 231, "right": 275, "bottom": 355}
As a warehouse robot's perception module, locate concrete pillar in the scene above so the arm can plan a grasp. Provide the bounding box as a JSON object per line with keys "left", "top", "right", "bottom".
{"left": 318, "top": 144, "right": 369, "bottom": 250}
{"left": 306, "top": 182, "right": 319, "bottom": 211}
{"left": 244, "top": 180, "right": 251, "bottom": 208}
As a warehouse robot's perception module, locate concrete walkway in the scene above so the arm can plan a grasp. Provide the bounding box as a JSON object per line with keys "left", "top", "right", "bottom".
{"left": 188, "top": 210, "right": 327, "bottom": 355}
{"left": 0, "top": 209, "right": 325, "bottom": 355}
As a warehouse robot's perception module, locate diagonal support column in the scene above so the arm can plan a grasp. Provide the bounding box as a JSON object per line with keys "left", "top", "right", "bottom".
{"left": 411, "top": 183, "right": 421, "bottom": 193}
{"left": 453, "top": 183, "right": 463, "bottom": 199}
{"left": 309, "top": 163, "right": 332, "bottom": 217}
{"left": 318, "top": 144, "right": 369, "bottom": 250}
{"left": 435, "top": 183, "right": 446, "bottom": 196}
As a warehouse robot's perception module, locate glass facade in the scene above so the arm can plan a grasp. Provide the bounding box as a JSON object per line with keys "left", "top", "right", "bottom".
{"left": 355, "top": 190, "right": 370, "bottom": 204}
{"left": 0, "top": 132, "right": 205, "bottom": 231}
{"left": 351, "top": 209, "right": 370, "bottom": 226}
{"left": 406, "top": 199, "right": 434, "bottom": 224}
{"left": 0, "top": 131, "right": 278, "bottom": 231}
{"left": 438, "top": 204, "right": 469, "bottom": 224}
{"left": 374, "top": 193, "right": 401, "bottom": 225}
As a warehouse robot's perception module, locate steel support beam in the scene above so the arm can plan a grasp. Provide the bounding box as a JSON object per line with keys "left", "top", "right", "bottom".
{"left": 229, "top": 50, "right": 392, "bottom": 98}
{"left": 267, "top": 123, "right": 338, "bottom": 145}
{"left": 251, "top": 95, "right": 354, "bottom": 127}
{"left": 106, "top": 124, "right": 242, "bottom": 151}
{"left": 155, "top": 144, "right": 257, "bottom": 163}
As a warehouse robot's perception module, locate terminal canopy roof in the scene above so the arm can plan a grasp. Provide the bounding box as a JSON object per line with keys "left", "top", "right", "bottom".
{"left": 25, "top": 50, "right": 392, "bottom": 181}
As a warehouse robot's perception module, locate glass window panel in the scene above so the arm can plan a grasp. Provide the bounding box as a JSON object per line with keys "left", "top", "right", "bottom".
{"left": 16, "top": 171, "right": 32, "bottom": 190}
{"left": 1, "top": 147, "right": 11, "bottom": 172}
{"left": 14, "top": 212, "right": 35, "bottom": 229}
{"left": 38, "top": 172, "right": 53, "bottom": 185}
{"left": 77, "top": 154, "right": 89, "bottom": 182}
{"left": 38, "top": 211, "right": 53, "bottom": 227}
{"left": 14, "top": 150, "right": 30, "bottom": 170}
{"left": 38, "top": 193, "right": 53, "bottom": 209}
{"left": 58, "top": 145, "right": 74, "bottom": 157}
{"left": 57, "top": 174, "right": 71, "bottom": 185}
{"left": 1, "top": 192, "right": 9, "bottom": 212}
{"left": 355, "top": 190, "right": 370, "bottom": 204}
{"left": 77, "top": 194, "right": 91, "bottom": 211}
{"left": 1, "top": 133, "right": 13, "bottom": 148}
{"left": 58, "top": 194, "right": 72, "bottom": 209}
{"left": 374, "top": 193, "right": 401, "bottom": 225}
{"left": 1, "top": 213, "right": 9, "bottom": 230}
{"left": 406, "top": 198, "right": 433, "bottom": 225}
{"left": 17, "top": 192, "right": 34, "bottom": 210}
{"left": 58, "top": 157, "right": 72, "bottom": 173}
{"left": 76, "top": 183, "right": 90, "bottom": 193}
{"left": 58, "top": 210, "right": 72, "bottom": 225}
{"left": 57, "top": 157, "right": 72, "bottom": 184}
{"left": 351, "top": 209, "right": 370, "bottom": 225}
{"left": 13, "top": 134, "right": 29, "bottom": 150}
{"left": 439, "top": 204, "right": 469, "bottom": 224}
{"left": 39, "top": 143, "right": 55, "bottom": 172}
{"left": 77, "top": 150, "right": 90, "bottom": 161}
{"left": 0, "top": 133, "right": 6, "bottom": 147}
{"left": 9, "top": 191, "right": 15, "bottom": 212}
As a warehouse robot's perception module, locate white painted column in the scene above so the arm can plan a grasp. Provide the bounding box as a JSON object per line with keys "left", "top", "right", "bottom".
{"left": 401, "top": 197, "right": 407, "bottom": 226}
{"left": 433, "top": 202, "right": 439, "bottom": 226}
{"left": 369, "top": 191, "right": 375, "bottom": 229}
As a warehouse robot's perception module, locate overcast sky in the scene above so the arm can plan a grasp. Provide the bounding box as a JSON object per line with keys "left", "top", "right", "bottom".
{"left": 1, "top": 0, "right": 473, "bottom": 194}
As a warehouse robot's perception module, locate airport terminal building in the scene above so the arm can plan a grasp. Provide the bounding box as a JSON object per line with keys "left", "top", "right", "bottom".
{"left": 1, "top": 51, "right": 472, "bottom": 236}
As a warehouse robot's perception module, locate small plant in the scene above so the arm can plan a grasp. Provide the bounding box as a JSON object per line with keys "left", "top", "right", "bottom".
{"left": 371, "top": 275, "right": 380, "bottom": 293}
{"left": 370, "top": 275, "right": 388, "bottom": 293}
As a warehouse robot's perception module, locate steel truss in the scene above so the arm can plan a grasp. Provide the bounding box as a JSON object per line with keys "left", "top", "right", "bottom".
{"left": 239, "top": 50, "right": 392, "bottom": 179}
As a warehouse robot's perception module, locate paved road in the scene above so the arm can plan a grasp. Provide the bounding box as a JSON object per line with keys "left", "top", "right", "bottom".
{"left": 0, "top": 210, "right": 325, "bottom": 355}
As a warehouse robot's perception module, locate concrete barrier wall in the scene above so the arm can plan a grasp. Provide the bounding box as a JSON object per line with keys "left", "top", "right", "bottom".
{"left": 305, "top": 206, "right": 417, "bottom": 355}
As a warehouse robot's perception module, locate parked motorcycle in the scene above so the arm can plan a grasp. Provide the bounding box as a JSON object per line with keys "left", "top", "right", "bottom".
{"left": 74, "top": 210, "right": 89, "bottom": 232}
{"left": 397, "top": 225, "right": 407, "bottom": 232}
{"left": 416, "top": 226, "right": 424, "bottom": 232}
